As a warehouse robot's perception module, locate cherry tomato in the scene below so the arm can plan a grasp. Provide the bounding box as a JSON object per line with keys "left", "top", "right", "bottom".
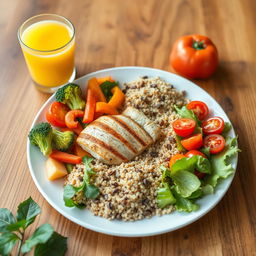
{"left": 185, "top": 150, "right": 206, "bottom": 179}
{"left": 204, "top": 134, "right": 225, "bottom": 154}
{"left": 170, "top": 34, "right": 218, "bottom": 79}
{"left": 202, "top": 117, "right": 225, "bottom": 135}
{"left": 172, "top": 118, "right": 196, "bottom": 137}
{"left": 169, "top": 154, "right": 185, "bottom": 168}
{"left": 187, "top": 101, "right": 209, "bottom": 121}
{"left": 185, "top": 150, "right": 206, "bottom": 158}
{"left": 65, "top": 110, "right": 84, "bottom": 129}
{"left": 181, "top": 133, "right": 203, "bottom": 150}
{"left": 46, "top": 102, "right": 69, "bottom": 127}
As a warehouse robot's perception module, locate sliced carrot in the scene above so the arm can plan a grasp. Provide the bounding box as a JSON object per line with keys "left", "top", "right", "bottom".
{"left": 50, "top": 150, "right": 82, "bottom": 164}
{"left": 87, "top": 77, "right": 106, "bottom": 102}
{"left": 108, "top": 86, "right": 125, "bottom": 109}
{"left": 83, "top": 89, "right": 96, "bottom": 123}
{"left": 97, "top": 76, "right": 114, "bottom": 84}
{"left": 65, "top": 110, "right": 84, "bottom": 129}
{"left": 74, "top": 143, "right": 92, "bottom": 158}
{"left": 95, "top": 102, "right": 119, "bottom": 115}
{"left": 61, "top": 123, "right": 83, "bottom": 135}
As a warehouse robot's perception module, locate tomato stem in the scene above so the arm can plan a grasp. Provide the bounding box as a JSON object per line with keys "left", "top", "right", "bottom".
{"left": 192, "top": 40, "right": 205, "bottom": 50}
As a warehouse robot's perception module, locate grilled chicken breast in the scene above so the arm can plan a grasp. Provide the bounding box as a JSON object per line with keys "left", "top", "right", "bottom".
{"left": 77, "top": 107, "right": 160, "bottom": 165}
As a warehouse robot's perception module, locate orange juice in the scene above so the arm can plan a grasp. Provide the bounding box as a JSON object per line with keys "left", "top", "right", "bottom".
{"left": 19, "top": 15, "right": 75, "bottom": 90}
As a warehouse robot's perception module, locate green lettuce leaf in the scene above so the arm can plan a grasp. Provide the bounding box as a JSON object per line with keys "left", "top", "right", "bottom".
{"left": 171, "top": 155, "right": 211, "bottom": 175}
{"left": 172, "top": 188, "right": 199, "bottom": 212}
{"left": 170, "top": 170, "right": 201, "bottom": 198}
{"left": 206, "top": 136, "right": 240, "bottom": 187}
{"left": 157, "top": 183, "right": 176, "bottom": 208}
{"left": 222, "top": 122, "right": 232, "bottom": 136}
{"left": 174, "top": 105, "right": 201, "bottom": 126}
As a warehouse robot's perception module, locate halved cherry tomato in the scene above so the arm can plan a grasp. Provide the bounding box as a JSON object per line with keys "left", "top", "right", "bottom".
{"left": 169, "top": 154, "right": 185, "bottom": 168}
{"left": 185, "top": 150, "right": 207, "bottom": 179}
{"left": 65, "top": 110, "right": 84, "bottom": 129}
{"left": 185, "top": 150, "right": 206, "bottom": 158}
{"left": 187, "top": 101, "right": 209, "bottom": 121}
{"left": 204, "top": 134, "right": 225, "bottom": 154}
{"left": 172, "top": 118, "right": 196, "bottom": 137}
{"left": 46, "top": 102, "right": 69, "bottom": 127}
{"left": 181, "top": 133, "right": 203, "bottom": 150}
{"left": 202, "top": 117, "right": 224, "bottom": 135}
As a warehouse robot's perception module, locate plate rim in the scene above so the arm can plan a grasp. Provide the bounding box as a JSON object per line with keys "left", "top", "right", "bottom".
{"left": 27, "top": 66, "right": 238, "bottom": 237}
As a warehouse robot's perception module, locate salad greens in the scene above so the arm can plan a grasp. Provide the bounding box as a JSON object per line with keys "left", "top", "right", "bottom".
{"left": 206, "top": 136, "right": 240, "bottom": 187}
{"left": 174, "top": 105, "right": 201, "bottom": 126}
{"left": 63, "top": 156, "right": 100, "bottom": 208}
{"left": 157, "top": 137, "right": 239, "bottom": 212}
{"left": 0, "top": 197, "right": 67, "bottom": 256}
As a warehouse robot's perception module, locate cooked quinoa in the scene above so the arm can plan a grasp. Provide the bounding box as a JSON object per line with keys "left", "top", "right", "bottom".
{"left": 66, "top": 76, "right": 188, "bottom": 221}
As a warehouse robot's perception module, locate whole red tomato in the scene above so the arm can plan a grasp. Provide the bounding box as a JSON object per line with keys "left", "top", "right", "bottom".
{"left": 170, "top": 35, "right": 218, "bottom": 79}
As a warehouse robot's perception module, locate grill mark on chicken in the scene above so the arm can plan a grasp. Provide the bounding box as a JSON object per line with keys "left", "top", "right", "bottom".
{"left": 79, "top": 133, "right": 128, "bottom": 162}
{"left": 91, "top": 121, "right": 138, "bottom": 155}
{"left": 109, "top": 116, "right": 148, "bottom": 147}
{"left": 121, "top": 115, "right": 153, "bottom": 142}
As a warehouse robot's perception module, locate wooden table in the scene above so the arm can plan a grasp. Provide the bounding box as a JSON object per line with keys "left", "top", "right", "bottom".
{"left": 1, "top": 0, "right": 255, "bottom": 255}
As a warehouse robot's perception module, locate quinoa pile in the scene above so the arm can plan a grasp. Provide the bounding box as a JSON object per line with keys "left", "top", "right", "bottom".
{"left": 66, "top": 76, "right": 188, "bottom": 221}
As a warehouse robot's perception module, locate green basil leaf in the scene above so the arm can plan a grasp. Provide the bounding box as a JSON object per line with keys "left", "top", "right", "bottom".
{"left": 6, "top": 220, "right": 26, "bottom": 232}
{"left": 21, "top": 223, "right": 54, "bottom": 253}
{"left": 195, "top": 156, "right": 211, "bottom": 174}
{"left": 63, "top": 185, "right": 77, "bottom": 207}
{"left": 84, "top": 184, "right": 100, "bottom": 199}
{"left": 0, "top": 208, "right": 16, "bottom": 232}
{"left": 0, "top": 232, "right": 19, "bottom": 256}
{"left": 34, "top": 232, "right": 68, "bottom": 256}
{"left": 16, "top": 197, "right": 41, "bottom": 229}
{"left": 171, "top": 170, "right": 201, "bottom": 198}
{"left": 172, "top": 188, "right": 199, "bottom": 212}
{"left": 157, "top": 183, "right": 176, "bottom": 208}
{"left": 100, "top": 81, "right": 118, "bottom": 101}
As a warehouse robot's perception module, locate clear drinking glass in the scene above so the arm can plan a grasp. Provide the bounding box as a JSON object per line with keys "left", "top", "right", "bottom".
{"left": 18, "top": 14, "right": 76, "bottom": 93}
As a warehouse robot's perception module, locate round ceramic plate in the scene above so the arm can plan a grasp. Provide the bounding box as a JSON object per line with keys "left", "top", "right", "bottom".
{"left": 27, "top": 66, "right": 237, "bottom": 237}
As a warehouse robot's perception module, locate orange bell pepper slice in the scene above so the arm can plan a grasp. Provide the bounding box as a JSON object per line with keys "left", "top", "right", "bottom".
{"left": 65, "top": 110, "right": 84, "bottom": 128}
{"left": 83, "top": 89, "right": 96, "bottom": 123}
{"left": 87, "top": 77, "right": 106, "bottom": 102}
{"left": 95, "top": 102, "right": 119, "bottom": 115}
{"left": 97, "top": 76, "right": 114, "bottom": 85}
{"left": 61, "top": 123, "right": 83, "bottom": 135}
{"left": 108, "top": 86, "right": 125, "bottom": 109}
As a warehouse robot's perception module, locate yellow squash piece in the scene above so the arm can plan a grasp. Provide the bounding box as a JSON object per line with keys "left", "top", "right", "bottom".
{"left": 45, "top": 157, "right": 68, "bottom": 181}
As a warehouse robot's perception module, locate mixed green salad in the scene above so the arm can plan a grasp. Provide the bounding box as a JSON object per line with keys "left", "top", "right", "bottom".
{"left": 157, "top": 101, "right": 240, "bottom": 212}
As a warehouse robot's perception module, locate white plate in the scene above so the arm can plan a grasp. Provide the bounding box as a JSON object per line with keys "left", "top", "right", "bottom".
{"left": 27, "top": 66, "right": 237, "bottom": 237}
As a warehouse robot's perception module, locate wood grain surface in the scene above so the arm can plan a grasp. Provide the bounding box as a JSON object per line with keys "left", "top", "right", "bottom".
{"left": 0, "top": 0, "right": 256, "bottom": 255}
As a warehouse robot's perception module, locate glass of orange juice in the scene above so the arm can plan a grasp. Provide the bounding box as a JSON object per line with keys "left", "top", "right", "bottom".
{"left": 18, "top": 14, "right": 76, "bottom": 93}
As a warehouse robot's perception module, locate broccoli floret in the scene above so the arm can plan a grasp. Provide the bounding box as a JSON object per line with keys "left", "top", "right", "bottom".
{"left": 28, "top": 122, "right": 53, "bottom": 156}
{"left": 52, "top": 129, "right": 75, "bottom": 152}
{"left": 55, "top": 83, "right": 85, "bottom": 110}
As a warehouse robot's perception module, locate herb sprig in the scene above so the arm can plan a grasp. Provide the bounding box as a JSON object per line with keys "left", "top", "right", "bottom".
{"left": 0, "top": 197, "right": 67, "bottom": 256}
{"left": 63, "top": 156, "right": 100, "bottom": 208}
